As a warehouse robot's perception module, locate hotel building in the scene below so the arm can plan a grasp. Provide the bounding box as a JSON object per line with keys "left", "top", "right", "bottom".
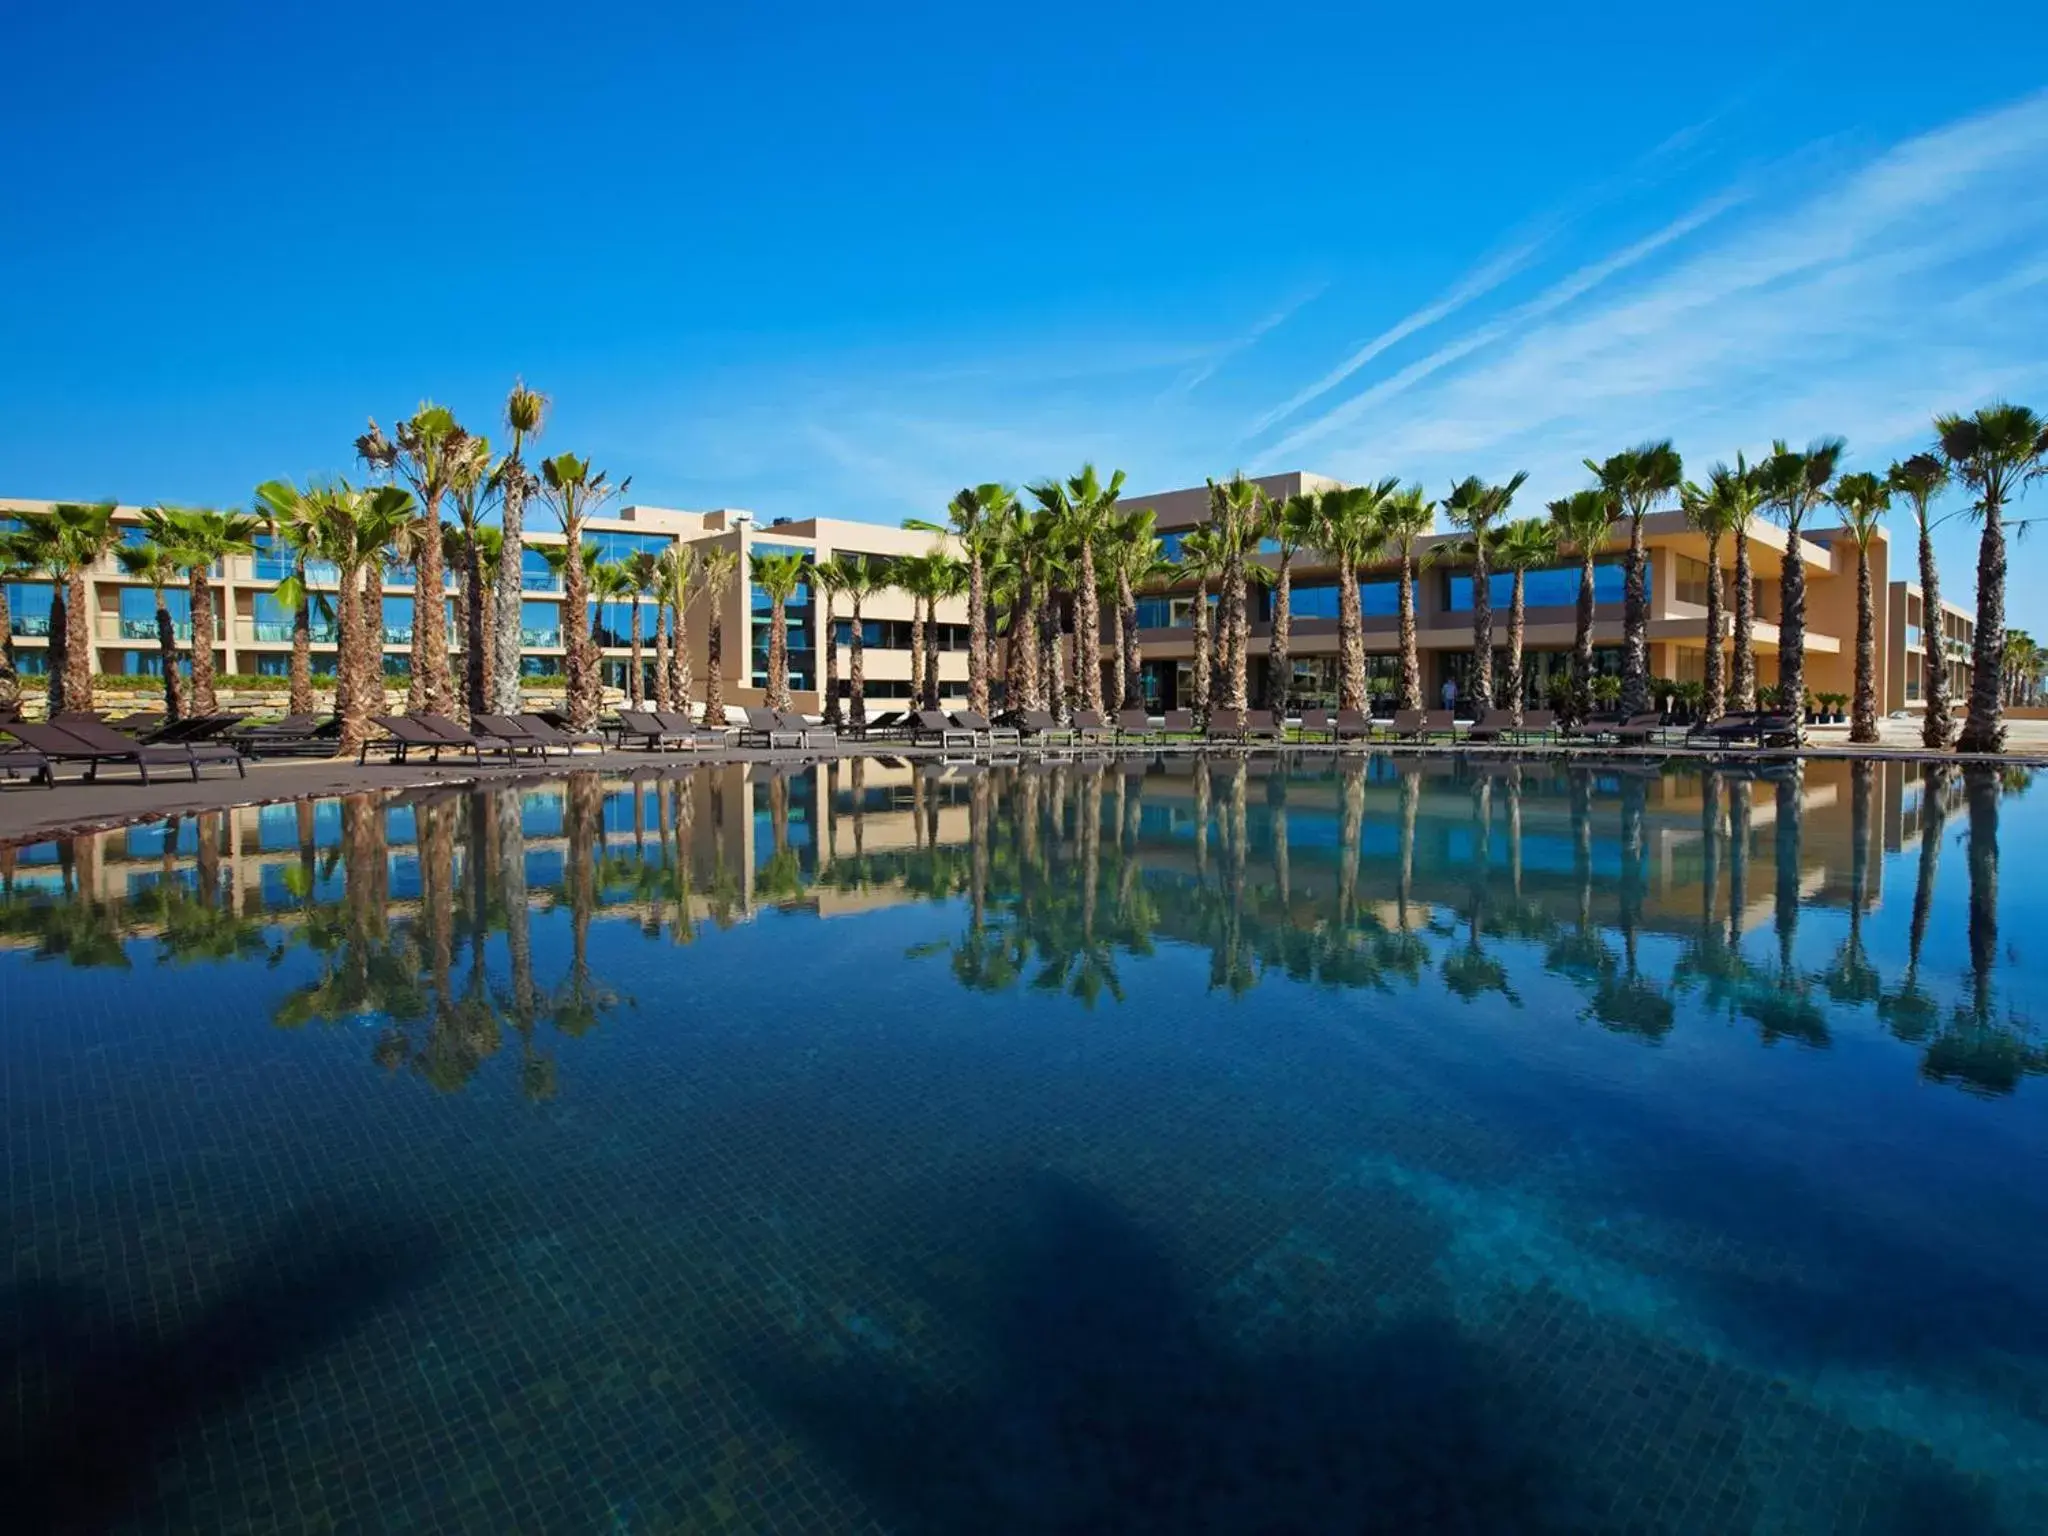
{"left": 1115, "top": 471, "right": 1974, "bottom": 715}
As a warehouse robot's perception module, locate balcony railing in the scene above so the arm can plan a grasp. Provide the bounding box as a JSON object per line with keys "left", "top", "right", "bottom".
{"left": 118, "top": 618, "right": 191, "bottom": 640}
{"left": 520, "top": 629, "right": 563, "bottom": 648}
{"left": 243, "top": 621, "right": 340, "bottom": 644}
{"left": 9, "top": 617, "right": 51, "bottom": 637}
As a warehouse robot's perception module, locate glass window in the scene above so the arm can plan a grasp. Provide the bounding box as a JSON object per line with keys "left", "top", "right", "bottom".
{"left": 6, "top": 581, "right": 54, "bottom": 636}
{"left": 251, "top": 590, "right": 338, "bottom": 643}
{"left": 117, "top": 585, "right": 192, "bottom": 640}
{"left": 519, "top": 653, "right": 563, "bottom": 678}
{"left": 1445, "top": 561, "right": 1640, "bottom": 611}
{"left": 521, "top": 600, "right": 562, "bottom": 648}
{"left": 521, "top": 545, "right": 560, "bottom": 591}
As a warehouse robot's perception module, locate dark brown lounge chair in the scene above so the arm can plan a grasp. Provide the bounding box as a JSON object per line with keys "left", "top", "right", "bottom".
{"left": 1071, "top": 709, "right": 1116, "bottom": 745}
{"left": 911, "top": 709, "right": 976, "bottom": 749}
{"left": 7, "top": 720, "right": 243, "bottom": 783}
{"left": 1013, "top": 709, "right": 1075, "bottom": 745}
{"left": 611, "top": 710, "right": 701, "bottom": 751}
{"left": 951, "top": 709, "right": 1020, "bottom": 747}
{"left": 1161, "top": 709, "right": 1197, "bottom": 738}
{"left": 1335, "top": 708, "right": 1376, "bottom": 745}
{"left": 1296, "top": 708, "right": 1335, "bottom": 743}
{"left": 0, "top": 745, "right": 52, "bottom": 786}
{"left": 1242, "top": 709, "right": 1286, "bottom": 744}
{"left": 1116, "top": 709, "right": 1157, "bottom": 743}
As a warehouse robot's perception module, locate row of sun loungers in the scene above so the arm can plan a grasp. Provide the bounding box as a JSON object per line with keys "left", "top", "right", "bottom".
{"left": 0, "top": 717, "right": 247, "bottom": 785}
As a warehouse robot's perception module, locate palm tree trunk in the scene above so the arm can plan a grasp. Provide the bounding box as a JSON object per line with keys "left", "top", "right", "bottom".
{"left": 63, "top": 571, "right": 96, "bottom": 716}
{"left": 768, "top": 595, "right": 790, "bottom": 710}
{"left": 289, "top": 561, "right": 314, "bottom": 716}
{"left": 0, "top": 585, "right": 17, "bottom": 713}
{"left": 463, "top": 536, "right": 486, "bottom": 717}
{"left": 1620, "top": 512, "right": 1649, "bottom": 716}
{"left": 1398, "top": 549, "right": 1420, "bottom": 712}
{"left": 1192, "top": 577, "right": 1213, "bottom": 721}
{"left": 1852, "top": 543, "right": 1879, "bottom": 743}
{"left": 1121, "top": 574, "right": 1142, "bottom": 712}
{"left": 1732, "top": 528, "right": 1756, "bottom": 713}
{"left": 924, "top": 594, "right": 940, "bottom": 707}
{"left": 1506, "top": 571, "right": 1526, "bottom": 726}
{"left": 967, "top": 551, "right": 989, "bottom": 716}
{"left": 1042, "top": 589, "right": 1066, "bottom": 721}
{"left": 1959, "top": 503, "right": 2006, "bottom": 753}
{"left": 1781, "top": 532, "right": 1807, "bottom": 733}
{"left": 819, "top": 595, "right": 840, "bottom": 725}
{"left": 562, "top": 518, "right": 600, "bottom": 729}
{"left": 1571, "top": 552, "right": 1596, "bottom": 725}
{"left": 1105, "top": 583, "right": 1125, "bottom": 716}
{"left": 408, "top": 492, "right": 454, "bottom": 717}
{"left": 1702, "top": 531, "right": 1725, "bottom": 721}
{"left": 46, "top": 584, "right": 66, "bottom": 716}
{"left": 1338, "top": 554, "right": 1366, "bottom": 712}
{"left": 627, "top": 601, "right": 644, "bottom": 707}
{"left": 1075, "top": 543, "right": 1100, "bottom": 715}
{"left": 1226, "top": 557, "right": 1251, "bottom": 712}
{"left": 909, "top": 602, "right": 926, "bottom": 712}
{"left": 1916, "top": 520, "right": 1949, "bottom": 747}
{"left": 153, "top": 584, "right": 184, "bottom": 722}
{"left": 335, "top": 563, "right": 371, "bottom": 756}
{"left": 1965, "top": 766, "right": 1998, "bottom": 1019}
{"left": 846, "top": 595, "right": 866, "bottom": 727}
{"left": 1268, "top": 553, "right": 1292, "bottom": 714}
{"left": 489, "top": 461, "right": 528, "bottom": 715}
{"left": 704, "top": 613, "right": 726, "bottom": 725}
{"left": 360, "top": 563, "right": 388, "bottom": 728}
{"left": 672, "top": 596, "right": 693, "bottom": 716}
{"left": 1008, "top": 577, "right": 1039, "bottom": 713}
{"left": 653, "top": 607, "right": 673, "bottom": 710}
{"left": 188, "top": 571, "right": 218, "bottom": 716}
{"left": 1470, "top": 538, "right": 1493, "bottom": 705}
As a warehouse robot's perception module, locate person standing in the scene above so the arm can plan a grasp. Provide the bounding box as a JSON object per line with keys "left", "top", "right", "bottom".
{"left": 1441, "top": 675, "right": 1459, "bottom": 716}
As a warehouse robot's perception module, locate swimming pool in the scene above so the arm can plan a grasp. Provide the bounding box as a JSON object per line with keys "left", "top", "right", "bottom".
{"left": 2, "top": 755, "right": 2043, "bottom": 1531}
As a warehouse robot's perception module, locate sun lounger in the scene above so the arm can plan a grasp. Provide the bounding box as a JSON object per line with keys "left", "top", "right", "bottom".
{"left": 845, "top": 708, "right": 909, "bottom": 741}
{"left": 140, "top": 713, "right": 245, "bottom": 745}
{"left": 1205, "top": 708, "right": 1246, "bottom": 744}
{"left": 1013, "top": 708, "right": 1076, "bottom": 745}
{"left": 652, "top": 710, "right": 732, "bottom": 748}
{"left": 1296, "top": 707, "right": 1335, "bottom": 743}
{"left": 1071, "top": 709, "right": 1117, "bottom": 745}
{"left": 1391, "top": 708, "right": 1428, "bottom": 742}
{"left": 1465, "top": 707, "right": 1510, "bottom": 744}
{"left": 1564, "top": 712, "right": 1625, "bottom": 741}
{"left": 360, "top": 714, "right": 515, "bottom": 765}
{"left": 524, "top": 712, "right": 610, "bottom": 750}
{"left": 0, "top": 746, "right": 52, "bottom": 786}
{"left": 1610, "top": 712, "right": 1668, "bottom": 746}
{"left": 1116, "top": 709, "right": 1158, "bottom": 744}
{"left": 740, "top": 707, "right": 808, "bottom": 749}
{"left": 1511, "top": 709, "right": 1556, "bottom": 743}
{"left": 951, "top": 709, "right": 1020, "bottom": 747}
{"left": 1243, "top": 709, "right": 1286, "bottom": 744}
{"left": 612, "top": 709, "right": 700, "bottom": 751}
{"left": 911, "top": 709, "right": 977, "bottom": 750}
{"left": 230, "top": 714, "right": 341, "bottom": 757}
{"left": 7, "top": 720, "right": 244, "bottom": 784}
{"left": 1161, "top": 709, "right": 1197, "bottom": 739}
{"left": 470, "top": 713, "right": 575, "bottom": 756}
{"left": 1334, "top": 708, "right": 1376, "bottom": 745}
{"left": 773, "top": 708, "right": 838, "bottom": 748}
{"left": 417, "top": 712, "right": 528, "bottom": 758}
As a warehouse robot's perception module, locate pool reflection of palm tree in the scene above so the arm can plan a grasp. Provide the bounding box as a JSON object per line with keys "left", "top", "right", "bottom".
{"left": 1741, "top": 769, "right": 1829, "bottom": 1047}
{"left": 274, "top": 796, "right": 428, "bottom": 1032}
{"left": 548, "top": 774, "right": 617, "bottom": 1037}
{"left": 1545, "top": 768, "right": 1612, "bottom": 983}
{"left": 1821, "top": 761, "right": 1882, "bottom": 1007}
{"left": 1442, "top": 775, "right": 1518, "bottom": 1007}
{"left": 1592, "top": 772, "right": 1674, "bottom": 1039}
{"left": 1880, "top": 764, "right": 1949, "bottom": 1044}
{"left": 495, "top": 785, "right": 556, "bottom": 1102}
{"left": 1676, "top": 767, "right": 1747, "bottom": 1015}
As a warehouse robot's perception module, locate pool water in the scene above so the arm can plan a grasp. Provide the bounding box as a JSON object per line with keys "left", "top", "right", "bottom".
{"left": 2, "top": 755, "right": 2045, "bottom": 1533}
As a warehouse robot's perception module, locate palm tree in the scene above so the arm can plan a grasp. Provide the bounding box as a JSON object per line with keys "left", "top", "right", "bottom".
{"left": 1546, "top": 487, "right": 1618, "bottom": 725}
{"left": 114, "top": 540, "right": 186, "bottom": 720}
{"left": 621, "top": 549, "right": 662, "bottom": 708}
{"left": 1376, "top": 482, "right": 1432, "bottom": 711}
{"left": 1177, "top": 527, "right": 1224, "bottom": 721}
{"left": 586, "top": 559, "right": 635, "bottom": 700}
{"left": 750, "top": 550, "right": 807, "bottom": 710}
{"left": 1680, "top": 461, "right": 1754, "bottom": 721}
{"left": 1491, "top": 518, "right": 1559, "bottom": 725}
{"left": 923, "top": 554, "right": 965, "bottom": 708}
{"left": 831, "top": 553, "right": 889, "bottom": 728}
{"left": 1204, "top": 473, "right": 1266, "bottom": 713}
{"left": 1307, "top": 483, "right": 1377, "bottom": 713}
{"left": 1889, "top": 453, "right": 1956, "bottom": 748}
{"left": 537, "top": 453, "right": 628, "bottom": 729}
{"left": 1099, "top": 507, "right": 1164, "bottom": 711}
{"left": 1262, "top": 490, "right": 1320, "bottom": 713}
{"left": 907, "top": 482, "right": 1013, "bottom": 716}
{"left": 1028, "top": 465, "right": 1124, "bottom": 716}
{"left": 445, "top": 433, "right": 494, "bottom": 716}
{"left": 989, "top": 513, "right": 1040, "bottom": 713}
{"left": 252, "top": 477, "right": 332, "bottom": 716}
{"left": 893, "top": 551, "right": 946, "bottom": 711}
{"left": 1759, "top": 437, "right": 1846, "bottom": 731}
{"left": 655, "top": 543, "right": 698, "bottom": 714}
{"left": 812, "top": 556, "right": 847, "bottom": 725}
{"left": 1830, "top": 471, "right": 1889, "bottom": 743}
{"left": 697, "top": 548, "right": 739, "bottom": 726}
{"left": 488, "top": 381, "right": 548, "bottom": 714}
{"left": 318, "top": 484, "right": 415, "bottom": 755}
{"left": 16, "top": 500, "right": 117, "bottom": 716}
{"left": 468, "top": 524, "right": 503, "bottom": 694}
{"left": 1442, "top": 472, "right": 1528, "bottom": 707}
{"left": 151, "top": 506, "right": 260, "bottom": 716}
{"left": 1584, "top": 442, "right": 1683, "bottom": 716}
{"left": 1938, "top": 403, "right": 2048, "bottom": 754}
{"left": 356, "top": 404, "right": 471, "bottom": 716}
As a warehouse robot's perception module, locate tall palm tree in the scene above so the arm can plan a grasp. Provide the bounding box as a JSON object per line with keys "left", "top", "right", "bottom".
{"left": 697, "top": 548, "right": 739, "bottom": 726}
{"left": 17, "top": 500, "right": 117, "bottom": 716}
{"left": 488, "top": 381, "right": 547, "bottom": 714}
{"left": 655, "top": 543, "right": 698, "bottom": 714}
{"left": 356, "top": 404, "right": 471, "bottom": 716}
{"left": 989, "top": 512, "right": 1041, "bottom": 713}
{"left": 114, "top": 540, "right": 186, "bottom": 720}
{"left": 1546, "top": 487, "right": 1617, "bottom": 725}
{"left": 750, "top": 550, "right": 807, "bottom": 710}
{"left": 1888, "top": 453, "right": 1955, "bottom": 748}
{"left": 152, "top": 507, "right": 260, "bottom": 717}
{"left": 893, "top": 551, "right": 949, "bottom": 710}
{"left": 1204, "top": 473, "right": 1266, "bottom": 713}
{"left": 1492, "top": 517, "right": 1559, "bottom": 725}
{"left": 1377, "top": 482, "right": 1432, "bottom": 711}
{"left": 318, "top": 483, "right": 415, "bottom": 756}
{"left": 1308, "top": 483, "right": 1379, "bottom": 712}
{"left": 586, "top": 559, "right": 635, "bottom": 699}
{"left": 445, "top": 433, "right": 494, "bottom": 716}
{"left": 1028, "top": 465, "right": 1124, "bottom": 716}
{"left": 1584, "top": 442, "right": 1683, "bottom": 716}
{"left": 621, "top": 549, "right": 662, "bottom": 708}
{"left": 1830, "top": 471, "right": 1889, "bottom": 743}
{"left": 907, "top": 482, "right": 1013, "bottom": 716}
{"left": 537, "top": 453, "right": 628, "bottom": 729}
{"left": 252, "top": 477, "right": 332, "bottom": 716}
{"left": 1938, "top": 403, "right": 2048, "bottom": 754}
{"left": 1178, "top": 527, "right": 1224, "bottom": 721}
{"left": 924, "top": 554, "right": 965, "bottom": 708}
{"left": 812, "top": 556, "right": 847, "bottom": 725}
{"left": 1100, "top": 507, "right": 1164, "bottom": 711}
{"left": 831, "top": 553, "right": 889, "bottom": 728}
{"left": 468, "top": 525, "right": 503, "bottom": 694}
{"left": 1759, "top": 436, "right": 1846, "bottom": 731}
{"left": 1442, "top": 472, "right": 1529, "bottom": 707}
{"left": 1264, "top": 489, "right": 1321, "bottom": 713}
{"left": 1680, "top": 461, "right": 1753, "bottom": 721}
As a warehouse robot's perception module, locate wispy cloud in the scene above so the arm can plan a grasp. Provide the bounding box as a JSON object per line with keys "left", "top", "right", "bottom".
{"left": 1161, "top": 282, "right": 1330, "bottom": 402}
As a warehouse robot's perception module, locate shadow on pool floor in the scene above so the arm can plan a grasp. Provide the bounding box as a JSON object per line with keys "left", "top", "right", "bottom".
{"left": 0, "top": 1206, "right": 443, "bottom": 1535}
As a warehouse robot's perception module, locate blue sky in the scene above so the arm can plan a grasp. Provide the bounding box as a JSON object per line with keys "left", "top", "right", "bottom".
{"left": 4, "top": 1, "right": 2047, "bottom": 621}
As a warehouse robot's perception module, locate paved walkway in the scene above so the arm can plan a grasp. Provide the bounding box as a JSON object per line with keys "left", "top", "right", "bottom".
{"left": 1, "top": 720, "right": 2042, "bottom": 845}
